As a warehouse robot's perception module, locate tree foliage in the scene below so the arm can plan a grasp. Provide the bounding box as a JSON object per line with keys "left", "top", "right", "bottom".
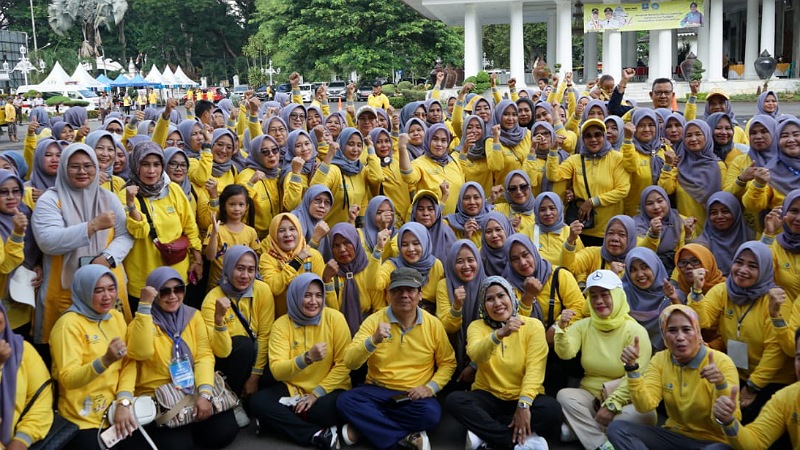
{"left": 250, "top": 0, "right": 461, "bottom": 82}
{"left": 48, "top": 0, "right": 128, "bottom": 58}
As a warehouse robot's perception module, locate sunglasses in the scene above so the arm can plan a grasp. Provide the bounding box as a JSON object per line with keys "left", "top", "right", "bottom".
{"left": 260, "top": 147, "right": 281, "bottom": 155}
{"left": 507, "top": 184, "right": 529, "bottom": 193}
{"left": 159, "top": 284, "right": 186, "bottom": 298}
{"left": 676, "top": 258, "right": 702, "bottom": 268}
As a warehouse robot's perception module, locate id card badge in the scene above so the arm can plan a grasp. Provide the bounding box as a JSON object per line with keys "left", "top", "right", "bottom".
{"left": 169, "top": 357, "right": 195, "bottom": 390}
{"left": 727, "top": 340, "right": 749, "bottom": 370}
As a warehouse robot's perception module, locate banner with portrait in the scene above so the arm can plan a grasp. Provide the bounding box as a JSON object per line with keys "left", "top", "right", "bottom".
{"left": 584, "top": 1, "right": 705, "bottom": 33}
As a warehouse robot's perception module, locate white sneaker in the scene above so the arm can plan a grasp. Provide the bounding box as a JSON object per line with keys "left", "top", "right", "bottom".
{"left": 560, "top": 422, "right": 578, "bottom": 442}
{"left": 341, "top": 423, "right": 359, "bottom": 446}
{"left": 466, "top": 430, "right": 485, "bottom": 450}
{"left": 514, "top": 433, "right": 549, "bottom": 450}
{"left": 233, "top": 404, "right": 250, "bottom": 428}
{"left": 401, "top": 430, "right": 431, "bottom": 450}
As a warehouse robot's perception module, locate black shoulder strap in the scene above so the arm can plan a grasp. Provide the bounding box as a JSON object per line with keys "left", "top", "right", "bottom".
{"left": 547, "top": 267, "right": 565, "bottom": 328}
{"left": 229, "top": 298, "right": 256, "bottom": 341}
{"left": 137, "top": 195, "right": 158, "bottom": 241}
{"left": 580, "top": 155, "right": 592, "bottom": 199}
{"left": 18, "top": 379, "right": 52, "bottom": 422}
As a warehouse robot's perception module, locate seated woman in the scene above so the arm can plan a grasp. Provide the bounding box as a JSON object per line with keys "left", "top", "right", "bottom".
{"left": 121, "top": 267, "right": 238, "bottom": 450}
{"left": 51, "top": 265, "right": 136, "bottom": 450}
{"left": 436, "top": 239, "right": 487, "bottom": 387}
{"left": 555, "top": 269, "right": 655, "bottom": 450}
{"left": 444, "top": 181, "right": 494, "bottom": 247}
{"left": 202, "top": 245, "right": 275, "bottom": 398}
{"left": 492, "top": 170, "right": 537, "bottom": 233}
{"left": 523, "top": 192, "right": 585, "bottom": 266}
{"left": 480, "top": 212, "right": 515, "bottom": 277}
{"left": 0, "top": 303, "right": 53, "bottom": 449}
{"left": 249, "top": 273, "right": 352, "bottom": 449}
{"left": 607, "top": 305, "right": 740, "bottom": 449}
{"left": 622, "top": 248, "right": 684, "bottom": 352}
{"left": 688, "top": 241, "right": 795, "bottom": 424}
{"left": 360, "top": 195, "right": 397, "bottom": 260}
{"left": 695, "top": 192, "right": 754, "bottom": 276}
{"left": 292, "top": 185, "right": 333, "bottom": 253}
{"left": 404, "top": 190, "right": 455, "bottom": 265}
{"left": 761, "top": 189, "right": 800, "bottom": 301}
{"left": 259, "top": 213, "right": 326, "bottom": 318}
{"left": 633, "top": 186, "right": 695, "bottom": 275}
{"left": 445, "top": 276, "right": 562, "bottom": 449}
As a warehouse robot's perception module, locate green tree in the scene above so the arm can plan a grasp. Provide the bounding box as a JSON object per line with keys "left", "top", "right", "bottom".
{"left": 47, "top": 0, "right": 128, "bottom": 58}
{"left": 250, "top": 0, "right": 461, "bottom": 81}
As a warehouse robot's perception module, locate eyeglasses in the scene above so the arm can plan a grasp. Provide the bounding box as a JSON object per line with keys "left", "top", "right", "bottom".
{"left": 312, "top": 198, "right": 332, "bottom": 207}
{"left": 67, "top": 163, "right": 96, "bottom": 173}
{"left": 0, "top": 188, "right": 21, "bottom": 198}
{"left": 268, "top": 127, "right": 287, "bottom": 134}
{"left": 289, "top": 113, "right": 306, "bottom": 120}
{"left": 677, "top": 257, "right": 702, "bottom": 268}
{"left": 165, "top": 139, "right": 185, "bottom": 147}
{"left": 652, "top": 90, "right": 673, "bottom": 97}
{"left": 507, "top": 184, "right": 529, "bottom": 193}
{"left": 260, "top": 147, "right": 281, "bottom": 155}
{"left": 159, "top": 284, "right": 186, "bottom": 298}
{"left": 168, "top": 162, "right": 188, "bottom": 170}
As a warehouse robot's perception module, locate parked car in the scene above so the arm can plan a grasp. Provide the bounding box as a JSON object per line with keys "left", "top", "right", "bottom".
{"left": 356, "top": 82, "right": 373, "bottom": 101}
{"left": 18, "top": 85, "right": 101, "bottom": 111}
{"left": 255, "top": 85, "right": 270, "bottom": 101}
{"left": 327, "top": 80, "right": 346, "bottom": 99}
{"left": 276, "top": 83, "right": 292, "bottom": 94}
{"left": 298, "top": 83, "right": 313, "bottom": 103}
{"left": 232, "top": 84, "right": 249, "bottom": 95}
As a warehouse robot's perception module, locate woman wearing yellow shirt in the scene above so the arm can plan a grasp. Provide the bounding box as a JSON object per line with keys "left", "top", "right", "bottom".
{"left": 546, "top": 119, "right": 631, "bottom": 247}
{"left": 399, "top": 123, "right": 465, "bottom": 215}
{"left": 528, "top": 121, "right": 570, "bottom": 199}
{"left": 249, "top": 273, "right": 351, "bottom": 449}
{"left": 122, "top": 267, "right": 239, "bottom": 450}
{"left": 745, "top": 117, "right": 800, "bottom": 215}
{"left": 360, "top": 195, "right": 397, "bottom": 260}
{"left": 312, "top": 127, "right": 383, "bottom": 225}
{"left": 292, "top": 185, "right": 333, "bottom": 253}
{"left": 688, "top": 241, "right": 795, "bottom": 424}
{"left": 445, "top": 276, "right": 561, "bottom": 450}
{"left": 0, "top": 303, "right": 52, "bottom": 450}
{"left": 493, "top": 170, "right": 536, "bottom": 233}
{"left": 51, "top": 265, "right": 136, "bottom": 449}
{"left": 695, "top": 192, "right": 754, "bottom": 276}
{"left": 634, "top": 186, "right": 694, "bottom": 274}
{"left": 659, "top": 120, "right": 727, "bottom": 232}
{"left": 761, "top": 190, "right": 800, "bottom": 301}
{"left": 607, "top": 304, "right": 741, "bottom": 448}
{"left": 486, "top": 100, "right": 534, "bottom": 183}
{"left": 280, "top": 129, "right": 318, "bottom": 212}
{"left": 85, "top": 130, "right": 125, "bottom": 193}
{"left": 406, "top": 190, "right": 455, "bottom": 265}
{"left": 264, "top": 116, "right": 289, "bottom": 154}
{"left": 480, "top": 212, "right": 515, "bottom": 277}
{"left": 523, "top": 192, "right": 585, "bottom": 266}
{"left": 456, "top": 115, "right": 493, "bottom": 195}
{"left": 237, "top": 134, "right": 282, "bottom": 239}
{"left": 707, "top": 113, "right": 748, "bottom": 167}
{"left": 444, "top": 181, "right": 493, "bottom": 247}
{"left": 259, "top": 213, "right": 326, "bottom": 318}
{"left": 724, "top": 115, "right": 776, "bottom": 200}
{"left": 620, "top": 109, "right": 667, "bottom": 217}
{"left": 25, "top": 138, "right": 61, "bottom": 208}
{"left": 533, "top": 102, "right": 576, "bottom": 154}
{"left": 368, "top": 127, "right": 410, "bottom": 221}
{"left": 189, "top": 128, "right": 239, "bottom": 195}
{"left": 164, "top": 147, "right": 198, "bottom": 216}
{"left": 555, "top": 269, "right": 655, "bottom": 450}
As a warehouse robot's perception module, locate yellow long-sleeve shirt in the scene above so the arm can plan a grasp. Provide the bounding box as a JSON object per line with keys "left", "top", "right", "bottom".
{"left": 3, "top": 341, "right": 53, "bottom": 447}
{"left": 620, "top": 142, "right": 667, "bottom": 217}
{"left": 344, "top": 306, "right": 456, "bottom": 393}
{"left": 401, "top": 155, "right": 465, "bottom": 215}
{"left": 151, "top": 116, "right": 170, "bottom": 149}
{"left": 721, "top": 381, "right": 800, "bottom": 449}
{"left": 554, "top": 317, "right": 652, "bottom": 410}
{"left": 510, "top": 267, "right": 587, "bottom": 325}
{"left": 562, "top": 240, "right": 657, "bottom": 284}
{"left": 282, "top": 172, "right": 310, "bottom": 212}
{"left": 761, "top": 235, "right": 800, "bottom": 302}
{"left": 492, "top": 203, "right": 536, "bottom": 236}
{"left": 723, "top": 154, "right": 764, "bottom": 233}
{"left": 627, "top": 348, "right": 740, "bottom": 442}
{"left": 546, "top": 151, "right": 631, "bottom": 239}
{"left": 521, "top": 224, "right": 585, "bottom": 267}
{"left": 258, "top": 246, "right": 326, "bottom": 318}
{"left": 374, "top": 158, "right": 412, "bottom": 222}
{"left": 327, "top": 254, "right": 386, "bottom": 315}
{"left": 457, "top": 153, "right": 495, "bottom": 197}
{"left": 486, "top": 131, "right": 534, "bottom": 184}
{"left": 236, "top": 170, "right": 281, "bottom": 239}
{"left": 203, "top": 223, "right": 259, "bottom": 293}
{"left": 527, "top": 155, "right": 569, "bottom": 199}
{"left": 121, "top": 183, "right": 202, "bottom": 295}
{"left": 50, "top": 310, "right": 136, "bottom": 429}
{"left": 467, "top": 315, "right": 547, "bottom": 404}
{"left": 189, "top": 149, "right": 237, "bottom": 193}
{"left": 658, "top": 163, "right": 728, "bottom": 234}
{"left": 742, "top": 183, "right": 786, "bottom": 218}
{"left": 375, "top": 259, "right": 445, "bottom": 306}
{"left": 269, "top": 308, "right": 352, "bottom": 398}
{"left": 1, "top": 233, "right": 28, "bottom": 329}
{"left": 201, "top": 282, "right": 274, "bottom": 375}
{"left": 126, "top": 306, "right": 216, "bottom": 397}
{"left": 311, "top": 156, "right": 383, "bottom": 225}
{"left": 689, "top": 284, "right": 795, "bottom": 387}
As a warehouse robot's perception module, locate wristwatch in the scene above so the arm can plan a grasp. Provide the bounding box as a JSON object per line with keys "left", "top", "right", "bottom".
{"left": 517, "top": 402, "right": 530, "bottom": 410}
{"left": 104, "top": 253, "right": 117, "bottom": 268}
{"left": 200, "top": 393, "right": 213, "bottom": 402}
{"left": 605, "top": 402, "right": 619, "bottom": 414}
{"left": 118, "top": 398, "right": 131, "bottom": 407}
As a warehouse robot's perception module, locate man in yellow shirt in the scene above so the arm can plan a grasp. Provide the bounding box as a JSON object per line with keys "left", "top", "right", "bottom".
{"left": 4, "top": 100, "right": 17, "bottom": 142}
{"left": 336, "top": 268, "right": 456, "bottom": 450}
{"left": 147, "top": 88, "right": 157, "bottom": 107}
{"left": 367, "top": 81, "right": 390, "bottom": 110}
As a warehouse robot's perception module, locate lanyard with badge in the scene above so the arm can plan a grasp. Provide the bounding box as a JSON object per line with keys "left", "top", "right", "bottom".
{"left": 168, "top": 332, "right": 195, "bottom": 392}
{"left": 727, "top": 302, "right": 757, "bottom": 370}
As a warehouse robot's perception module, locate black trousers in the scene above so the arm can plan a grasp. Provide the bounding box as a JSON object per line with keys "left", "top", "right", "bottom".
{"left": 215, "top": 335, "right": 257, "bottom": 396}
{"left": 249, "top": 383, "right": 343, "bottom": 445}
{"left": 116, "top": 409, "right": 238, "bottom": 450}
{"left": 66, "top": 428, "right": 102, "bottom": 450}
{"left": 445, "top": 389, "right": 562, "bottom": 449}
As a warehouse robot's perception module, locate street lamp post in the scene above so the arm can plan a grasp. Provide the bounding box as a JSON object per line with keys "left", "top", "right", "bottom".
{"left": 264, "top": 59, "right": 280, "bottom": 86}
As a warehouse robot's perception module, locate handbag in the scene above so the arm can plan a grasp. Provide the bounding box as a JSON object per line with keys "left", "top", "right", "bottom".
{"left": 564, "top": 155, "right": 597, "bottom": 229}
{"left": 154, "top": 372, "right": 239, "bottom": 428}
{"left": 137, "top": 196, "right": 190, "bottom": 265}
{"left": 18, "top": 379, "right": 79, "bottom": 450}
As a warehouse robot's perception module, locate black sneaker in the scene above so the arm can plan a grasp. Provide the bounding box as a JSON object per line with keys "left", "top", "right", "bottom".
{"left": 312, "top": 426, "right": 339, "bottom": 450}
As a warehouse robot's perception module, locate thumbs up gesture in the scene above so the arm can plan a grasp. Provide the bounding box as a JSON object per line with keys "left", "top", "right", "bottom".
{"left": 713, "top": 385, "right": 738, "bottom": 426}
{"left": 700, "top": 351, "right": 724, "bottom": 384}
{"left": 620, "top": 336, "right": 640, "bottom": 366}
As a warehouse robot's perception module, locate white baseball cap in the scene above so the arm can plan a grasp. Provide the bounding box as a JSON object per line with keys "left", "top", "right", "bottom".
{"left": 583, "top": 269, "right": 623, "bottom": 293}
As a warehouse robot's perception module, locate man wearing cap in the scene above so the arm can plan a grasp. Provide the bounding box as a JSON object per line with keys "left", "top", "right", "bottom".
{"left": 367, "top": 81, "right": 391, "bottom": 110}
{"left": 355, "top": 106, "right": 378, "bottom": 137}
{"left": 336, "top": 267, "right": 456, "bottom": 450}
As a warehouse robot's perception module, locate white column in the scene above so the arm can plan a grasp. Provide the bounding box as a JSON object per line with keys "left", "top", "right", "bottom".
{"left": 547, "top": 14, "right": 556, "bottom": 69}
{"left": 743, "top": 0, "right": 760, "bottom": 79}
{"left": 464, "top": 5, "right": 482, "bottom": 78}
{"left": 556, "top": 0, "right": 573, "bottom": 73}
{"left": 762, "top": 0, "right": 776, "bottom": 56}
{"left": 649, "top": 31, "right": 661, "bottom": 83}
{"left": 509, "top": 1, "right": 526, "bottom": 86}
{"left": 603, "top": 31, "right": 622, "bottom": 82}
{"left": 627, "top": 32, "right": 638, "bottom": 67}
{"left": 658, "top": 29, "right": 673, "bottom": 80}
{"left": 620, "top": 32, "right": 633, "bottom": 68}
{"left": 707, "top": 0, "right": 725, "bottom": 81}
{"left": 672, "top": 30, "right": 679, "bottom": 74}
{"left": 584, "top": 32, "right": 598, "bottom": 82}
{"left": 697, "top": 0, "right": 711, "bottom": 80}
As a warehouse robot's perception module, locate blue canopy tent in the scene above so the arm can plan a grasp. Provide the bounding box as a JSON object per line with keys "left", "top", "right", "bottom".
{"left": 126, "top": 74, "right": 156, "bottom": 87}
{"left": 96, "top": 74, "right": 113, "bottom": 85}
{"left": 110, "top": 74, "right": 131, "bottom": 87}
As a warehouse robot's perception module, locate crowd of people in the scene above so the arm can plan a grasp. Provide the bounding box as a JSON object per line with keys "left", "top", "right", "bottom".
{"left": 0, "top": 64, "right": 799, "bottom": 450}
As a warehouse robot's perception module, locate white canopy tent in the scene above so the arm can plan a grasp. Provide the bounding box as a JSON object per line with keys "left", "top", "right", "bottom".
{"left": 173, "top": 66, "right": 198, "bottom": 87}
{"left": 38, "top": 62, "right": 72, "bottom": 88}
{"left": 161, "top": 66, "right": 179, "bottom": 87}
{"left": 71, "top": 64, "right": 107, "bottom": 89}
{"left": 145, "top": 65, "right": 165, "bottom": 86}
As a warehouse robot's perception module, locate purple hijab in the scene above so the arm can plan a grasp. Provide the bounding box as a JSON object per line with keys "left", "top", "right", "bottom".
{"left": 503, "top": 170, "right": 536, "bottom": 215}
{"left": 218, "top": 245, "right": 259, "bottom": 300}
{"left": 778, "top": 189, "right": 800, "bottom": 253}
{"left": 30, "top": 138, "right": 61, "bottom": 190}
{"left": 410, "top": 191, "right": 456, "bottom": 265}
{"left": 328, "top": 223, "right": 369, "bottom": 336}
{"left": 391, "top": 222, "right": 438, "bottom": 284}
{"left": 766, "top": 118, "right": 800, "bottom": 195}
{"left": 747, "top": 114, "right": 778, "bottom": 167}
{"left": 286, "top": 273, "right": 325, "bottom": 326}
{"left": 726, "top": 242, "right": 776, "bottom": 305}
{"left": 634, "top": 186, "right": 683, "bottom": 255}
{"left": 696, "top": 192, "right": 755, "bottom": 275}
{"left": 292, "top": 185, "right": 333, "bottom": 243}
{"left": 245, "top": 134, "right": 281, "bottom": 179}
{"left": 492, "top": 100, "right": 527, "bottom": 147}
{"left": 631, "top": 108, "right": 665, "bottom": 184}
{"left": 363, "top": 195, "right": 396, "bottom": 253}
{"left": 756, "top": 90, "right": 780, "bottom": 117}
{"left": 678, "top": 120, "right": 721, "bottom": 206}
{"left": 445, "top": 239, "right": 486, "bottom": 368}
{"left": 0, "top": 303, "right": 24, "bottom": 446}
{"left": 601, "top": 215, "right": 638, "bottom": 264}
{"left": 423, "top": 123, "right": 452, "bottom": 166}
{"left": 622, "top": 247, "right": 676, "bottom": 350}
{"left": 445, "top": 182, "right": 494, "bottom": 233}
{"left": 502, "top": 234, "right": 550, "bottom": 321}
{"left": 403, "top": 118, "right": 428, "bottom": 159}
{"left": 533, "top": 191, "right": 566, "bottom": 234}
{"left": 480, "top": 212, "right": 515, "bottom": 277}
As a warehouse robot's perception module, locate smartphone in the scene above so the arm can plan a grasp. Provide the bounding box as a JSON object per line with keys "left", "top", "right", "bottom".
{"left": 79, "top": 256, "right": 96, "bottom": 267}
{"left": 100, "top": 426, "right": 122, "bottom": 448}
{"left": 392, "top": 394, "right": 411, "bottom": 404}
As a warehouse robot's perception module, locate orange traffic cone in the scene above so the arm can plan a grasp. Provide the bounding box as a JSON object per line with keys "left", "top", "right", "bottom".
{"left": 671, "top": 93, "right": 678, "bottom": 112}
{"left": 338, "top": 97, "right": 343, "bottom": 112}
